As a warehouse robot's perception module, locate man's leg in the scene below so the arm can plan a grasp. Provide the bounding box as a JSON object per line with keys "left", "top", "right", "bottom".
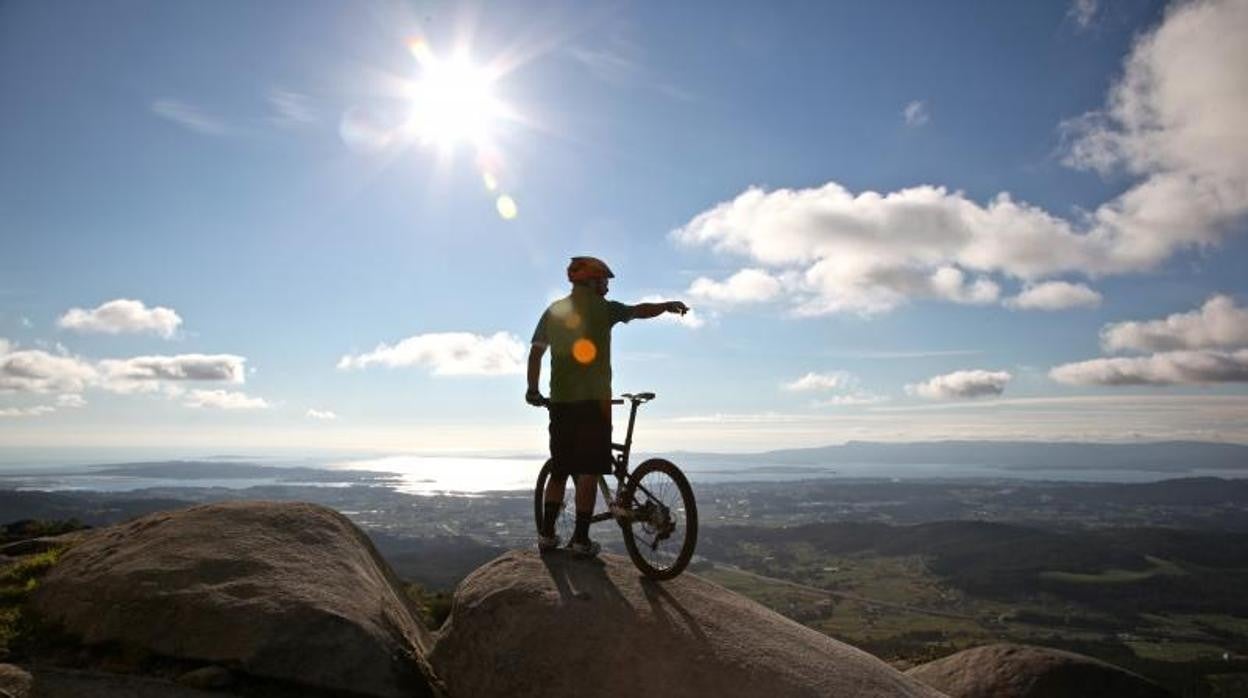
{"left": 540, "top": 473, "right": 568, "bottom": 539}
{"left": 571, "top": 474, "right": 597, "bottom": 544}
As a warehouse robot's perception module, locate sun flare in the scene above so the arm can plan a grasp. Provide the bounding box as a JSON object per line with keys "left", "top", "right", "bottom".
{"left": 405, "top": 41, "right": 503, "bottom": 150}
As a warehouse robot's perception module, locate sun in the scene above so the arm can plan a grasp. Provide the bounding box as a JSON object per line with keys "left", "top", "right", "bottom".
{"left": 405, "top": 40, "right": 504, "bottom": 150}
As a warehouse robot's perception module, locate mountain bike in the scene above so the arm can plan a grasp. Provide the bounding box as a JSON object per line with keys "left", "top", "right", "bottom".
{"left": 532, "top": 392, "right": 698, "bottom": 580}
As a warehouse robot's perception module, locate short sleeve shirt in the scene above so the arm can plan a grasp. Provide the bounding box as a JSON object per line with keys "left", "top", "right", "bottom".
{"left": 531, "top": 285, "right": 632, "bottom": 402}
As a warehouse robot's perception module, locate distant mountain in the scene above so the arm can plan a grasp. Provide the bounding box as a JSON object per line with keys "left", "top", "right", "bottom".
{"left": 682, "top": 440, "right": 1248, "bottom": 472}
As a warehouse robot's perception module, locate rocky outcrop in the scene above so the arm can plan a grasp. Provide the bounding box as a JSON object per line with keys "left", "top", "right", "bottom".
{"left": 906, "top": 643, "right": 1172, "bottom": 698}
{"left": 429, "top": 549, "right": 946, "bottom": 698}
{"left": 29, "top": 501, "right": 442, "bottom": 697}
{"left": 0, "top": 663, "right": 32, "bottom": 698}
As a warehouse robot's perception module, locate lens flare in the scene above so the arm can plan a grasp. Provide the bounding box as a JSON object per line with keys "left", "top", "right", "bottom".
{"left": 483, "top": 172, "right": 498, "bottom": 191}
{"left": 496, "top": 194, "right": 518, "bottom": 220}
{"left": 572, "top": 338, "right": 597, "bottom": 364}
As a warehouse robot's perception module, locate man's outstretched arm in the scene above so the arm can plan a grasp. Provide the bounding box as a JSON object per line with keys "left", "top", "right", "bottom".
{"left": 630, "top": 301, "right": 689, "bottom": 320}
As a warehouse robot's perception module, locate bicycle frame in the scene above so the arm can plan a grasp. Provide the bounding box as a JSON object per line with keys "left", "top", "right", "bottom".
{"left": 590, "top": 394, "right": 647, "bottom": 524}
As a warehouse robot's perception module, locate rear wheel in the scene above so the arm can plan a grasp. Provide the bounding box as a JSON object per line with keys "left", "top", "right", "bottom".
{"left": 620, "top": 459, "right": 697, "bottom": 580}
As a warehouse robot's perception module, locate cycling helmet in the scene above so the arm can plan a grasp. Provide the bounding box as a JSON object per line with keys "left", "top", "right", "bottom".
{"left": 567, "top": 256, "right": 615, "bottom": 283}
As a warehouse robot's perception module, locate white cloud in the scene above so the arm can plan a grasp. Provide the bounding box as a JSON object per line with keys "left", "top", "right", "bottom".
{"left": 812, "top": 394, "right": 889, "bottom": 407}
{"left": 1101, "top": 295, "right": 1248, "bottom": 352}
{"left": 1062, "top": 0, "right": 1248, "bottom": 259}
{"left": 784, "top": 371, "right": 852, "bottom": 392}
{"left": 58, "top": 299, "right": 182, "bottom": 338}
{"left": 0, "top": 405, "right": 56, "bottom": 418}
{"left": 1069, "top": 0, "right": 1099, "bottom": 30}
{"left": 98, "top": 354, "right": 246, "bottom": 388}
{"left": 907, "top": 370, "right": 1012, "bottom": 399}
{"left": 784, "top": 370, "right": 887, "bottom": 406}
{"left": 0, "top": 348, "right": 97, "bottom": 394}
{"left": 673, "top": 1, "right": 1248, "bottom": 316}
{"left": 56, "top": 393, "right": 87, "bottom": 408}
{"left": 0, "top": 339, "right": 9, "bottom": 355}
{"left": 687, "top": 269, "right": 784, "bottom": 305}
{"left": 268, "top": 89, "right": 317, "bottom": 127}
{"left": 151, "top": 99, "right": 226, "bottom": 135}
{"left": 1051, "top": 350, "right": 1248, "bottom": 386}
{"left": 306, "top": 408, "right": 338, "bottom": 420}
{"left": 19, "top": 317, "right": 32, "bottom": 328}
{"left": 338, "top": 332, "right": 525, "bottom": 375}
{"left": 1005, "top": 281, "right": 1102, "bottom": 310}
{"left": 183, "top": 389, "right": 270, "bottom": 410}
{"left": 902, "top": 100, "right": 929, "bottom": 127}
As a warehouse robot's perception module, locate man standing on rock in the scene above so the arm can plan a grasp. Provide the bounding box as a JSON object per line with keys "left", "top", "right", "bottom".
{"left": 526, "top": 256, "right": 689, "bottom": 557}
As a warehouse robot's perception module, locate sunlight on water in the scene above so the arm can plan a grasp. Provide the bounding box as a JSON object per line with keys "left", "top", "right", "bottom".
{"left": 332, "top": 455, "right": 543, "bottom": 494}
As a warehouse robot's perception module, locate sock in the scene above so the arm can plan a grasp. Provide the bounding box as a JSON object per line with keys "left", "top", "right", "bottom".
{"left": 572, "top": 511, "right": 592, "bottom": 543}
{"left": 541, "top": 501, "right": 562, "bottom": 537}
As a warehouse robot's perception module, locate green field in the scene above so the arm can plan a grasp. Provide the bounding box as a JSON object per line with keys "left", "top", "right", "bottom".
{"left": 695, "top": 523, "right": 1248, "bottom": 696}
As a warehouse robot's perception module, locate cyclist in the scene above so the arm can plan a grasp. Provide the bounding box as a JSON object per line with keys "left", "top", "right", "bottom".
{"left": 527, "top": 256, "right": 688, "bottom": 557}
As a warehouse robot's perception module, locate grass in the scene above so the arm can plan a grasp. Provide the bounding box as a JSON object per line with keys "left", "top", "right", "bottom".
{"left": 1126, "top": 640, "right": 1229, "bottom": 663}
{"left": 1040, "top": 556, "right": 1185, "bottom": 584}
{"left": 0, "top": 546, "right": 66, "bottom": 657}
{"left": 404, "top": 583, "right": 453, "bottom": 630}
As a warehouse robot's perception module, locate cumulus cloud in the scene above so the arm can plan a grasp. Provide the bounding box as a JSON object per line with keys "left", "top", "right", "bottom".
{"left": 338, "top": 332, "right": 525, "bottom": 375}
{"left": 687, "top": 269, "right": 784, "bottom": 305}
{"left": 57, "top": 299, "right": 182, "bottom": 338}
{"left": 98, "top": 354, "right": 246, "bottom": 387}
{"left": 0, "top": 348, "right": 97, "bottom": 394}
{"left": 151, "top": 99, "right": 226, "bottom": 135}
{"left": 903, "top": 100, "right": 929, "bottom": 127}
{"left": 673, "top": 1, "right": 1248, "bottom": 316}
{"left": 907, "top": 370, "right": 1012, "bottom": 399}
{"left": 1005, "top": 281, "right": 1102, "bottom": 310}
{"left": 784, "top": 371, "right": 852, "bottom": 392}
{"left": 183, "top": 389, "right": 270, "bottom": 410}
{"left": 1051, "top": 350, "right": 1248, "bottom": 386}
{"left": 1101, "top": 295, "right": 1248, "bottom": 352}
{"left": 306, "top": 408, "right": 338, "bottom": 420}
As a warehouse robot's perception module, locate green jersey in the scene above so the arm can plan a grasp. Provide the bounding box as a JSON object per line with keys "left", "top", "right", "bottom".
{"left": 531, "top": 285, "right": 633, "bottom": 402}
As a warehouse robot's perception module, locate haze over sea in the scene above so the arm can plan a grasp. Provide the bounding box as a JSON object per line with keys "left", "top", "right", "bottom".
{"left": 4, "top": 441, "right": 1247, "bottom": 495}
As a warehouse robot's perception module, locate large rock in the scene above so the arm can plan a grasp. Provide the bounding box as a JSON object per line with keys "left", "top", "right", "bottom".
{"left": 30, "top": 501, "right": 442, "bottom": 697}
{"left": 906, "top": 643, "right": 1172, "bottom": 698}
{"left": 429, "top": 549, "right": 946, "bottom": 698}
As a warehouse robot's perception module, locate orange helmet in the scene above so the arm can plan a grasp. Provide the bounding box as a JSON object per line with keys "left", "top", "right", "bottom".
{"left": 567, "top": 256, "right": 615, "bottom": 283}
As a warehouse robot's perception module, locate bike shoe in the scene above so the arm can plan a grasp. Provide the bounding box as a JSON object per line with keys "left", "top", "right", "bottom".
{"left": 568, "top": 538, "right": 601, "bottom": 558}
{"left": 537, "top": 533, "right": 562, "bottom": 552}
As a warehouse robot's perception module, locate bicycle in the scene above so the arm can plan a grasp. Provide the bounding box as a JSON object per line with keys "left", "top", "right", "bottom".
{"left": 532, "top": 392, "right": 698, "bottom": 580}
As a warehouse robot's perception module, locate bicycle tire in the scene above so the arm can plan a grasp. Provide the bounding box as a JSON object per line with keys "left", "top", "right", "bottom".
{"left": 620, "top": 458, "right": 697, "bottom": 580}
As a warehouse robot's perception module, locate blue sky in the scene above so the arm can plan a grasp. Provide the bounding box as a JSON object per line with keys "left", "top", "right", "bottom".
{"left": 2, "top": 0, "right": 1247, "bottom": 455}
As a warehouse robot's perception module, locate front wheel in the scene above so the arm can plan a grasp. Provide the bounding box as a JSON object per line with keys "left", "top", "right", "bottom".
{"left": 620, "top": 458, "right": 697, "bottom": 580}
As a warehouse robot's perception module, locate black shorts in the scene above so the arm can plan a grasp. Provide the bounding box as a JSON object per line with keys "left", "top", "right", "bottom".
{"left": 548, "top": 400, "right": 613, "bottom": 476}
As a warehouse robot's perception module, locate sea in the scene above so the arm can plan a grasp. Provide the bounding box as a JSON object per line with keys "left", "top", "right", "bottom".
{"left": 1, "top": 446, "right": 1246, "bottom": 496}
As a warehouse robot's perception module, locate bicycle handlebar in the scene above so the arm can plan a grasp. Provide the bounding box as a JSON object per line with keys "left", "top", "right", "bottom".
{"left": 528, "top": 392, "right": 656, "bottom": 408}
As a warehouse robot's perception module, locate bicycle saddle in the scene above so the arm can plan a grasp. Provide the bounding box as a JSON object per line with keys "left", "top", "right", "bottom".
{"left": 623, "top": 392, "right": 656, "bottom": 402}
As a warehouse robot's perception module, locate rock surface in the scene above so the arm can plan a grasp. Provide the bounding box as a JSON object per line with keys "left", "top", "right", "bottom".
{"left": 0, "top": 663, "right": 32, "bottom": 698}
{"left": 906, "top": 643, "right": 1172, "bottom": 698}
{"left": 429, "top": 549, "right": 947, "bottom": 698}
{"left": 30, "top": 501, "right": 442, "bottom": 698}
